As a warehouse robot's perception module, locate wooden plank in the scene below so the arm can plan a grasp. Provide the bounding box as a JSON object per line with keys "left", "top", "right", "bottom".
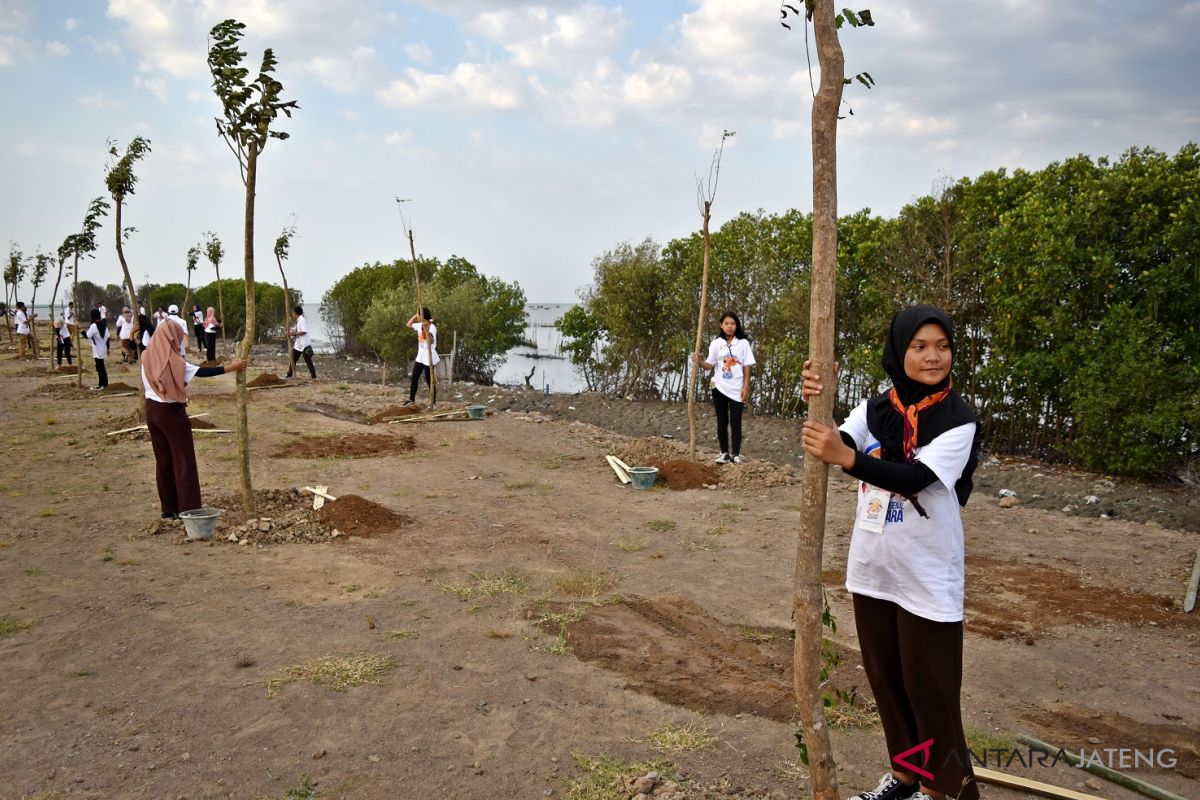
{"left": 975, "top": 767, "right": 1103, "bottom": 800}
{"left": 388, "top": 409, "right": 469, "bottom": 424}
{"left": 1184, "top": 546, "right": 1200, "bottom": 613}
{"left": 605, "top": 455, "right": 630, "bottom": 485}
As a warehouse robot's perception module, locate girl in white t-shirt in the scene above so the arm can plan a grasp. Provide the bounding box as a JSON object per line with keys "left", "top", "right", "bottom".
{"left": 83, "top": 308, "right": 110, "bottom": 390}
{"left": 405, "top": 306, "right": 438, "bottom": 405}
{"left": 692, "top": 311, "right": 756, "bottom": 464}
{"left": 801, "top": 305, "right": 982, "bottom": 800}
{"left": 285, "top": 305, "right": 316, "bottom": 379}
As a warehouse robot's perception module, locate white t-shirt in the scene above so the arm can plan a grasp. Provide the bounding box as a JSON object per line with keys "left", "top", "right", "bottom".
{"left": 142, "top": 362, "right": 200, "bottom": 403}
{"left": 116, "top": 316, "right": 133, "bottom": 340}
{"left": 84, "top": 323, "right": 109, "bottom": 359}
{"left": 839, "top": 400, "right": 977, "bottom": 623}
{"left": 14, "top": 309, "right": 30, "bottom": 335}
{"left": 293, "top": 315, "right": 311, "bottom": 350}
{"left": 412, "top": 321, "right": 439, "bottom": 366}
{"left": 706, "top": 336, "right": 756, "bottom": 402}
{"left": 64, "top": 308, "right": 76, "bottom": 326}
{"left": 98, "top": 305, "right": 107, "bottom": 321}
{"left": 58, "top": 324, "right": 71, "bottom": 342}
{"left": 168, "top": 315, "right": 189, "bottom": 354}
{"left": 193, "top": 310, "right": 203, "bottom": 326}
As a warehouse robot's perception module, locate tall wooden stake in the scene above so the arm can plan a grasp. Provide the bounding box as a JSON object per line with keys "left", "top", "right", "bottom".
{"left": 793, "top": 2, "right": 844, "bottom": 798}
{"left": 405, "top": 224, "right": 436, "bottom": 407}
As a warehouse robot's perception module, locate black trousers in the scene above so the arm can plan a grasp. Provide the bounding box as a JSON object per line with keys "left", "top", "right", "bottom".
{"left": 852, "top": 594, "right": 978, "bottom": 800}
{"left": 287, "top": 347, "right": 316, "bottom": 378}
{"left": 204, "top": 331, "right": 217, "bottom": 362}
{"left": 146, "top": 399, "right": 202, "bottom": 516}
{"left": 711, "top": 389, "right": 744, "bottom": 456}
{"left": 56, "top": 338, "right": 72, "bottom": 365}
{"left": 193, "top": 324, "right": 205, "bottom": 352}
{"left": 409, "top": 362, "right": 436, "bottom": 403}
{"left": 94, "top": 357, "right": 108, "bottom": 388}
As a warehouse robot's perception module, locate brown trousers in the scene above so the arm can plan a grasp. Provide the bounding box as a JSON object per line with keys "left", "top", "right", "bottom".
{"left": 145, "top": 399, "right": 201, "bottom": 516}
{"left": 853, "top": 593, "right": 978, "bottom": 800}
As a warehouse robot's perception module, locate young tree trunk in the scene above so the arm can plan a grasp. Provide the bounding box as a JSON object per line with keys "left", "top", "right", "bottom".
{"left": 113, "top": 199, "right": 145, "bottom": 419}
{"left": 29, "top": 284, "right": 41, "bottom": 359}
{"left": 688, "top": 200, "right": 713, "bottom": 459}
{"left": 216, "top": 267, "right": 226, "bottom": 351}
{"left": 73, "top": 256, "right": 82, "bottom": 388}
{"left": 275, "top": 251, "right": 294, "bottom": 374}
{"left": 182, "top": 272, "right": 193, "bottom": 316}
{"left": 47, "top": 257, "right": 66, "bottom": 367}
{"left": 407, "top": 230, "right": 436, "bottom": 406}
{"left": 236, "top": 141, "right": 258, "bottom": 514}
{"left": 793, "top": 2, "right": 844, "bottom": 798}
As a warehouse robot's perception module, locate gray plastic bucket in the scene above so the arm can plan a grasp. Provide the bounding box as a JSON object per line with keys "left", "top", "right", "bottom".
{"left": 466, "top": 404, "right": 487, "bottom": 420}
{"left": 179, "top": 507, "right": 221, "bottom": 540}
{"left": 627, "top": 466, "right": 659, "bottom": 490}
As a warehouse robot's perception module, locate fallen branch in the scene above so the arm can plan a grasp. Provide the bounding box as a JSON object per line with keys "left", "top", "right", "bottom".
{"left": 107, "top": 413, "right": 212, "bottom": 436}
{"left": 1016, "top": 734, "right": 1188, "bottom": 800}
{"left": 193, "top": 428, "right": 234, "bottom": 434}
{"left": 387, "top": 409, "right": 470, "bottom": 424}
{"left": 975, "top": 767, "right": 1102, "bottom": 800}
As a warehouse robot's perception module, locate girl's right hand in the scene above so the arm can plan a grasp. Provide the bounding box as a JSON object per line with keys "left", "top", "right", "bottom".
{"left": 692, "top": 352, "right": 702, "bottom": 365}
{"left": 801, "top": 359, "right": 838, "bottom": 402}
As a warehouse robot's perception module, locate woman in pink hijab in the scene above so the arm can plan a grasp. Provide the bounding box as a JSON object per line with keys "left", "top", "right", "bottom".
{"left": 202, "top": 306, "right": 221, "bottom": 362}
{"left": 141, "top": 319, "right": 246, "bottom": 519}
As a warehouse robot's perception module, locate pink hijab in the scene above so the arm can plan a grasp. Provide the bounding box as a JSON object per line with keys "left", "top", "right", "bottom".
{"left": 204, "top": 307, "right": 218, "bottom": 327}
{"left": 142, "top": 317, "right": 188, "bottom": 403}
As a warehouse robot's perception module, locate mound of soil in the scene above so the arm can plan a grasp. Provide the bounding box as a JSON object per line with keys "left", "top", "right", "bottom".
{"left": 651, "top": 458, "right": 720, "bottom": 490}
{"left": 103, "top": 381, "right": 138, "bottom": 392}
{"left": 317, "top": 494, "right": 411, "bottom": 537}
{"left": 532, "top": 595, "right": 865, "bottom": 722}
{"left": 146, "top": 488, "right": 352, "bottom": 545}
{"left": 370, "top": 404, "right": 422, "bottom": 422}
{"left": 190, "top": 417, "right": 216, "bottom": 429}
{"left": 273, "top": 433, "right": 416, "bottom": 459}
{"left": 616, "top": 438, "right": 799, "bottom": 490}
{"left": 247, "top": 372, "right": 286, "bottom": 388}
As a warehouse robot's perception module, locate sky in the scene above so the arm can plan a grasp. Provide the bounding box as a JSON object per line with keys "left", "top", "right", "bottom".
{"left": 2, "top": 0, "right": 1198, "bottom": 308}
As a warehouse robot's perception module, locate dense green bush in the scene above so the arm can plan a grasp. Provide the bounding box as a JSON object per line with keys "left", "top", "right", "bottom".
{"left": 563, "top": 143, "right": 1199, "bottom": 478}
{"left": 326, "top": 254, "right": 526, "bottom": 384}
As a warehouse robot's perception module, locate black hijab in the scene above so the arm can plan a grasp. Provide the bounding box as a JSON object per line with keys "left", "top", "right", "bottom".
{"left": 865, "top": 305, "right": 981, "bottom": 506}
{"left": 90, "top": 308, "right": 107, "bottom": 337}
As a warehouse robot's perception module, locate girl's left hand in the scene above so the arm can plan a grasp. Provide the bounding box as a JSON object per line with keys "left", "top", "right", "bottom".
{"left": 801, "top": 420, "right": 855, "bottom": 469}
{"left": 741, "top": 387, "right": 749, "bottom": 403}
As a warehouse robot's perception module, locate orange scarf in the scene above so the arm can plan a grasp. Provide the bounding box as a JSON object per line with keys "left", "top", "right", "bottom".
{"left": 888, "top": 382, "right": 953, "bottom": 463}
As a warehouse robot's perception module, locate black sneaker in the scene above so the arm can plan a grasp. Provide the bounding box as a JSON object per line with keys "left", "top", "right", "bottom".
{"left": 847, "top": 773, "right": 919, "bottom": 800}
{"left": 161, "top": 512, "right": 178, "bottom": 520}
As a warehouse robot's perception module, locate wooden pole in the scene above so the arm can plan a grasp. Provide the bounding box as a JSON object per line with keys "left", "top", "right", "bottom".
{"left": 792, "top": 3, "right": 844, "bottom": 798}
{"left": 688, "top": 199, "right": 712, "bottom": 459}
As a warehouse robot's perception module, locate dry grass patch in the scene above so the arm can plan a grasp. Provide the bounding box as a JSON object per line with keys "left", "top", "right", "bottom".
{"left": 645, "top": 721, "right": 717, "bottom": 753}
{"left": 644, "top": 519, "right": 677, "bottom": 532}
{"left": 0, "top": 616, "right": 33, "bottom": 638}
{"left": 265, "top": 654, "right": 398, "bottom": 697}
{"left": 386, "top": 630, "right": 419, "bottom": 640}
{"left": 441, "top": 569, "right": 532, "bottom": 600}
{"left": 564, "top": 753, "right": 677, "bottom": 800}
{"left": 738, "top": 626, "right": 778, "bottom": 643}
{"left": 680, "top": 538, "right": 724, "bottom": 552}
{"left": 615, "top": 538, "right": 647, "bottom": 553}
{"left": 551, "top": 569, "right": 617, "bottom": 598}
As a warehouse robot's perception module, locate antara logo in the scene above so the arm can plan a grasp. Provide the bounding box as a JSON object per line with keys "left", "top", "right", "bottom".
{"left": 892, "top": 739, "right": 936, "bottom": 782}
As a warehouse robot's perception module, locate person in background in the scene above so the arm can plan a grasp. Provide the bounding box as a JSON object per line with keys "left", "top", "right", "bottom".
{"left": 203, "top": 307, "right": 220, "bottom": 362}
{"left": 693, "top": 310, "right": 756, "bottom": 465}
{"left": 140, "top": 320, "right": 247, "bottom": 520}
{"left": 166, "top": 304, "right": 189, "bottom": 355}
{"left": 14, "top": 301, "right": 32, "bottom": 359}
{"left": 65, "top": 302, "right": 78, "bottom": 338}
{"left": 405, "top": 307, "right": 438, "bottom": 404}
{"left": 191, "top": 304, "right": 205, "bottom": 352}
{"left": 116, "top": 307, "right": 134, "bottom": 363}
{"left": 54, "top": 318, "right": 72, "bottom": 366}
{"left": 83, "top": 308, "right": 109, "bottom": 390}
{"left": 285, "top": 305, "right": 316, "bottom": 379}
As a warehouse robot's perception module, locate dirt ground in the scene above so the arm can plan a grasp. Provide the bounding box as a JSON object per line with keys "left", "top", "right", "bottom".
{"left": 1, "top": 347, "right": 1198, "bottom": 800}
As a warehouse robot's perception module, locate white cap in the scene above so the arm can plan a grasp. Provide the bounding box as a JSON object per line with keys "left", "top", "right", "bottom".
{"left": 168, "top": 304, "right": 179, "bottom": 314}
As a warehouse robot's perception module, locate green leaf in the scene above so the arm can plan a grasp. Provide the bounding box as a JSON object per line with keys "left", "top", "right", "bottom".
{"left": 842, "top": 8, "right": 861, "bottom": 26}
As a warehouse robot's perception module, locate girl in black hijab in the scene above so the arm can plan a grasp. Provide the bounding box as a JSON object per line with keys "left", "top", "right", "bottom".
{"left": 801, "top": 305, "right": 982, "bottom": 800}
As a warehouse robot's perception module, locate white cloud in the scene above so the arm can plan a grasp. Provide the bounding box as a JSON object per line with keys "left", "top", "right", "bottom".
{"left": 622, "top": 62, "right": 691, "bottom": 108}
{"left": 474, "top": 4, "right": 624, "bottom": 70}
{"left": 78, "top": 91, "right": 124, "bottom": 110}
{"left": 0, "top": 34, "right": 34, "bottom": 66}
{"left": 341, "top": 110, "right": 361, "bottom": 123}
{"left": 46, "top": 40, "right": 70, "bottom": 57}
{"left": 384, "top": 130, "right": 412, "bottom": 146}
{"left": 378, "top": 62, "right": 523, "bottom": 110}
{"left": 404, "top": 42, "right": 432, "bottom": 64}
{"left": 86, "top": 35, "right": 122, "bottom": 58}
{"left": 135, "top": 74, "right": 169, "bottom": 100}
{"left": 65, "top": 17, "right": 80, "bottom": 32}
{"left": 306, "top": 46, "right": 380, "bottom": 93}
